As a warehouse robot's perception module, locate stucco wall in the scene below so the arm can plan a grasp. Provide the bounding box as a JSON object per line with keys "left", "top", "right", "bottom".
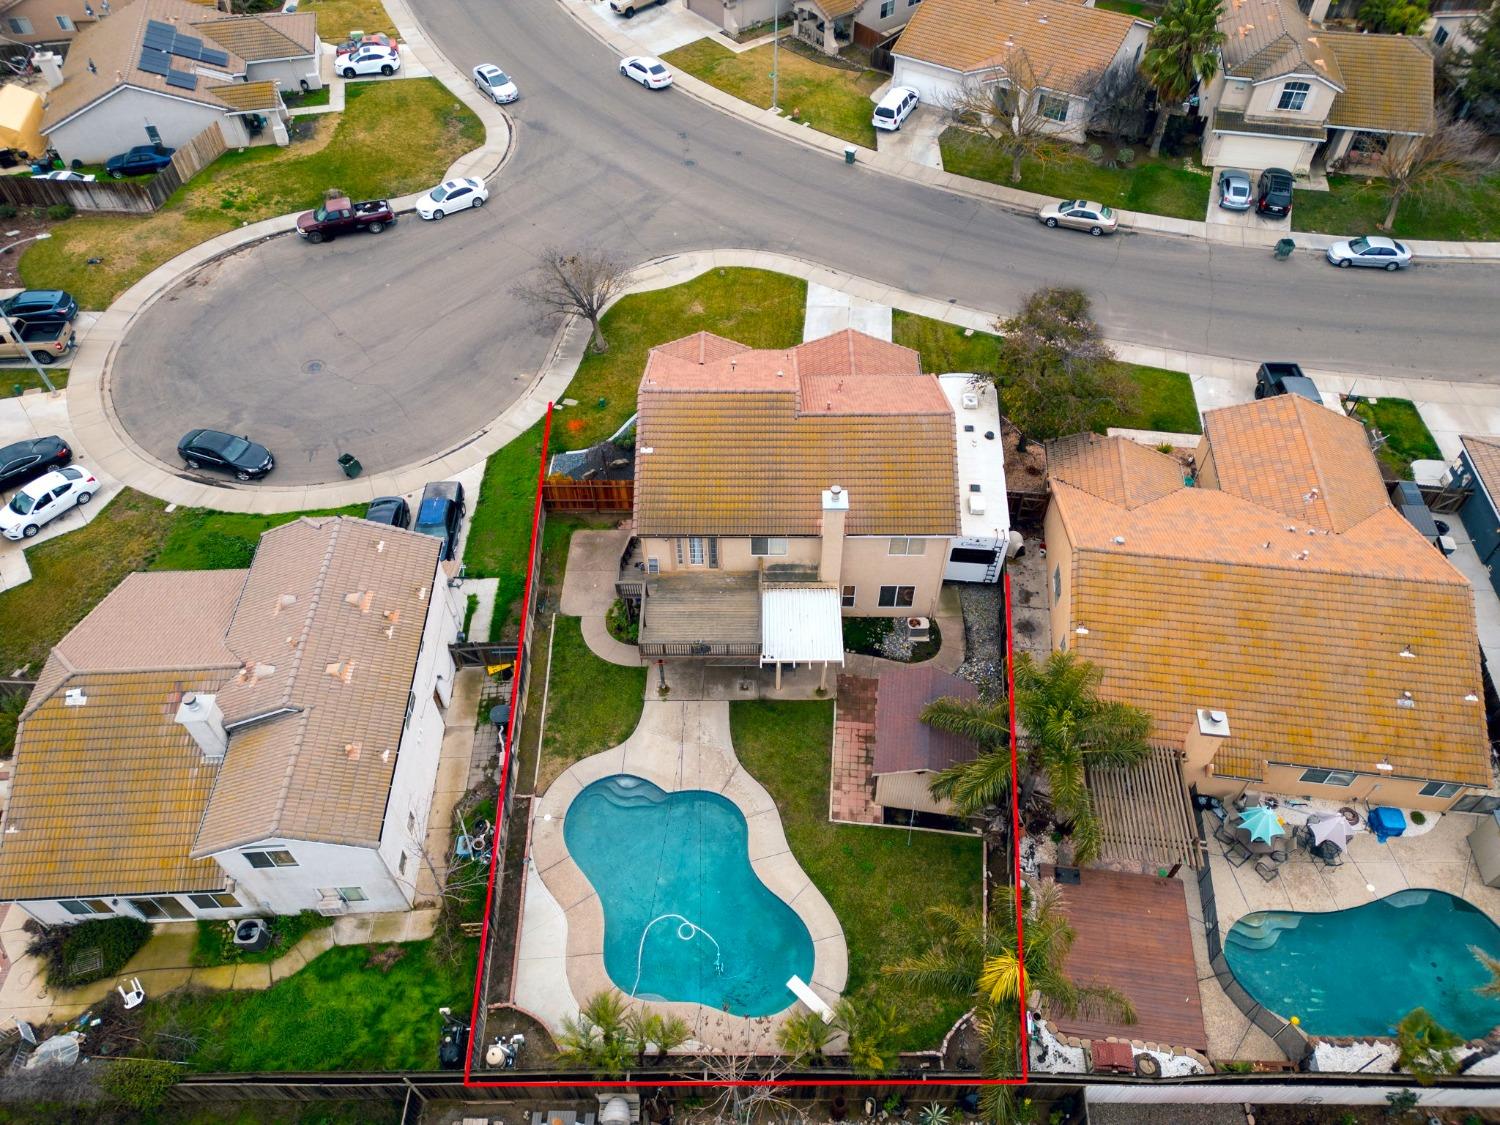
{"left": 248, "top": 56, "right": 321, "bottom": 92}
{"left": 1245, "top": 75, "right": 1337, "bottom": 122}
{"left": 47, "top": 85, "right": 221, "bottom": 164}
{"left": 1043, "top": 500, "right": 1074, "bottom": 653}
{"left": 212, "top": 837, "right": 409, "bottom": 914}
{"left": 2, "top": 0, "right": 126, "bottom": 47}
{"left": 830, "top": 535, "right": 947, "bottom": 616}
{"left": 1259, "top": 763, "right": 1473, "bottom": 812}
{"left": 856, "top": 0, "right": 917, "bottom": 36}
{"left": 15, "top": 890, "right": 257, "bottom": 927}
{"left": 890, "top": 54, "right": 963, "bottom": 107}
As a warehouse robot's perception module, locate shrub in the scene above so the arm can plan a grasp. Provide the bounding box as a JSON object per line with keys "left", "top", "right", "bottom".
{"left": 27, "top": 916, "right": 152, "bottom": 987}
{"left": 45, "top": 203, "right": 75, "bottom": 221}
{"left": 0, "top": 690, "right": 24, "bottom": 759}
{"left": 606, "top": 598, "right": 638, "bottom": 645}
{"left": 98, "top": 1057, "right": 179, "bottom": 1110}
{"left": 1411, "top": 810, "right": 1427, "bottom": 825}
{"left": 1116, "top": 147, "right": 1136, "bottom": 165}
{"left": 0, "top": 203, "right": 15, "bottom": 220}
{"left": 1086, "top": 143, "right": 1104, "bottom": 163}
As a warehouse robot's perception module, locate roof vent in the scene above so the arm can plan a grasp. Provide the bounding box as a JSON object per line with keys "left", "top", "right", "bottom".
{"left": 64, "top": 687, "right": 87, "bottom": 707}
{"left": 416, "top": 585, "right": 429, "bottom": 602}
{"left": 961, "top": 391, "right": 979, "bottom": 410}
{"left": 325, "top": 660, "right": 356, "bottom": 684}
{"left": 1304, "top": 488, "right": 1320, "bottom": 502}
{"left": 1295, "top": 549, "right": 1309, "bottom": 560}
{"left": 1112, "top": 535, "right": 1125, "bottom": 545}
{"left": 345, "top": 742, "right": 361, "bottom": 761}
{"left": 1075, "top": 625, "right": 1089, "bottom": 635}
{"left": 1197, "top": 708, "right": 1231, "bottom": 737}
{"left": 1397, "top": 691, "right": 1415, "bottom": 709}
{"left": 1466, "top": 692, "right": 1480, "bottom": 702}
{"left": 376, "top": 540, "right": 386, "bottom": 554}
{"left": 1399, "top": 645, "right": 1416, "bottom": 659}
{"left": 276, "top": 593, "right": 297, "bottom": 613}
{"left": 287, "top": 634, "right": 300, "bottom": 649}
{"left": 236, "top": 660, "right": 276, "bottom": 684}
{"left": 344, "top": 590, "right": 374, "bottom": 613}
{"left": 968, "top": 492, "right": 987, "bottom": 515}
{"left": 383, "top": 608, "right": 401, "bottom": 624}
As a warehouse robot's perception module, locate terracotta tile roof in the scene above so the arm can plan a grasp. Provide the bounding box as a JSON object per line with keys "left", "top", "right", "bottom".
{"left": 1047, "top": 432, "right": 1187, "bottom": 510}
{"left": 1209, "top": 107, "right": 1329, "bottom": 141}
{"left": 872, "top": 664, "right": 979, "bottom": 775}
{"left": 806, "top": 0, "right": 864, "bottom": 17}
{"left": 1323, "top": 31, "right": 1435, "bottom": 135}
{"left": 1218, "top": 0, "right": 1344, "bottom": 87}
{"left": 196, "top": 12, "right": 315, "bottom": 60}
{"left": 634, "top": 330, "right": 959, "bottom": 537}
{"left": 894, "top": 0, "right": 1142, "bottom": 93}
{"left": 211, "top": 79, "right": 280, "bottom": 112}
{"left": 0, "top": 670, "right": 232, "bottom": 900}
{"left": 1203, "top": 396, "right": 1388, "bottom": 533}
{"left": 1462, "top": 435, "right": 1500, "bottom": 505}
{"left": 193, "top": 517, "right": 443, "bottom": 855}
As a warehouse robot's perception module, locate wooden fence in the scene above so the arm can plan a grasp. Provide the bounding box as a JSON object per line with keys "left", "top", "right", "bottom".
{"left": 540, "top": 477, "right": 632, "bottom": 512}
{"left": 0, "top": 122, "right": 227, "bottom": 214}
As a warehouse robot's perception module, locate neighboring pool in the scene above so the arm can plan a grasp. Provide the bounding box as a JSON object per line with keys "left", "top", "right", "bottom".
{"left": 563, "top": 774, "right": 815, "bottom": 1017}
{"left": 1224, "top": 889, "right": 1500, "bottom": 1038}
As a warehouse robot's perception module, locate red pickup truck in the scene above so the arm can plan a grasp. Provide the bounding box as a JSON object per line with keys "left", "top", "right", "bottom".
{"left": 295, "top": 196, "right": 395, "bottom": 243}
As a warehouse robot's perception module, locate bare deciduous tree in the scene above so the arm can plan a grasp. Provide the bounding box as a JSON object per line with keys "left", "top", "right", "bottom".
{"left": 943, "top": 53, "right": 1067, "bottom": 184}
{"left": 512, "top": 246, "right": 630, "bottom": 354}
{"left": 1377, "top": 110, "right": 1495, "bottom": 231}
{"left": 1082, "top": 60, "right": 1152, "bottom": 141}
{"left": 691, "top": 1016, "right": 805, "bottom": 1125}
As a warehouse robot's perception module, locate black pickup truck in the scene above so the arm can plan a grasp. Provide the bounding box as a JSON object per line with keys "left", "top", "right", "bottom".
{"left": 295, "top": 196, "right": 395, "bottom": 243}
{"left": 1254, "top": 362, "right": 1321, "bottom": 404}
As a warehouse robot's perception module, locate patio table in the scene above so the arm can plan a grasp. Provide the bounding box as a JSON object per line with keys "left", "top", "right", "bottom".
{"left": 1234, "top": 826, "right": 1282, "bottom": 855}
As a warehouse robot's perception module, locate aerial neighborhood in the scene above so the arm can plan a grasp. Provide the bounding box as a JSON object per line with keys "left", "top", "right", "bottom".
{"left": 0, "top": 0, "right": 1498, "bottom": 1120}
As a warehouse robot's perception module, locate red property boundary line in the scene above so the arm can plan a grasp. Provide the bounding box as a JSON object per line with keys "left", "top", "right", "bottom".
{"left": 464, "top": 404, "right": 1029, "bottom": 1089}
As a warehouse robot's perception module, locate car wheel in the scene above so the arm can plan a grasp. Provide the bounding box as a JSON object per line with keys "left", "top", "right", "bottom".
{"left": 1337, "top": 259, "right": 1351, "bottom": 268}
{"left": 76, "top": 491, "right": 93, "bottom": 506}
{"left": 1044, "top": 217, "right": 1058, "bottom": 228}
{"left": 624, "top": 6, "right": 636, "bottom": 16}
{"left": 110, "top": 170, "right": 123, "bottom": 179}
{"left": 235, "top": 470, "right": 252, "bottom": 482}
{"left": 432, "top": 207, "right": 445, "bottom": 219}
{"left": 380, "top": 65, "right": 394, "bottom": 76}
{"left": 307, "top": 230, "right": 324, "bottom": 244}
{"left": 1385, "top": 261, "right": 1399, "bottom": 272}
{"left": 185, "top": 458, "right": 201, "bottom": 470}
{"left": 343, "top": 68, "right": 356, "bottom": 78}
{"left": 472, "top": 197, "right": 485, "bottom": 209}
{"left": 1089, "top": 227, "right": 1104, "bottom": 237}
{"left": 368, "top": 221, "right": 384, "bottom": 233}
{"left": 30, "top": 351, "right": 55, "bottom": 365}
{"left": 22, "top": 524, "right": 39, "bottom": 538}
{"left": 1254, "top": 386, "right": 1266, "bottom": 399}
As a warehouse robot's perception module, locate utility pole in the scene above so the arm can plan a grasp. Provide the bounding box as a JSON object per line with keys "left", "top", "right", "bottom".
{"left": 0, "top": 231, "right": 55, "bottom": 393}
{"left": 771, "top": 4, "right": 780, "bottom": 111}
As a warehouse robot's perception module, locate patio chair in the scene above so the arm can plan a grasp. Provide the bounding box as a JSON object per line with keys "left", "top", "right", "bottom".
{"left": 1214, "top": 822, "right": 1239, "bottom": 847}
{"left": 1254, "top": 858, "right": 1282, "bottom": 882}
{"left": 117, "top": 978, "right": 145, "bottom": 1010}
{"left": 1223, "top": 841, "right": 1253, "bottom": 867}
{"left": 1269, "top": 845, "right": 1289, "bottom": 863}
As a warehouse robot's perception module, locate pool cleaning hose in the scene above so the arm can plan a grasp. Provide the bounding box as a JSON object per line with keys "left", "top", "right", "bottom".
{"left": 631, "top": 913, "right": 725, "bottom": 999}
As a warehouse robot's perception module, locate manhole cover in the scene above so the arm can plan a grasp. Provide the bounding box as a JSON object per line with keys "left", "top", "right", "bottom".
{"left": 303, "top": 359, "right": 324, "bottom": 374}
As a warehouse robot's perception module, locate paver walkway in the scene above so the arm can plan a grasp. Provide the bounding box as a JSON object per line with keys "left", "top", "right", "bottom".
{"left": 830, "top": 674, "right": 880, "bottom": 826}
{"left": 560, "top": 529, "right": 641, "bottom": 667}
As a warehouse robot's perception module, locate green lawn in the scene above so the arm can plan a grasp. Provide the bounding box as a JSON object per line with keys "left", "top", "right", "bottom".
{"left": 939, "top": 127, "right": 1212, "bottom": 221}
{"left": 1292, "top": 173, "right": 1500, "bottom": 241}
{"left": 463, "top": 419, "right": 548, "bottom": 634}
{"left": 21, "top": 79, "right": 483, "bottom": 310}
{"left": 0, "top": 367, "right": 68, "bottom": 398}
{"left": 663, "top": 38, "right": 886, "bottom": 148}
{"left": 1353, "top": 397, "right": 1441, "bottom": 479}
{"left": 731, "top": 701, "right": 981, "bottom": 1052}
{"left": 891, "top": 311, "right": 1201, "bottom": 434}
{"left": 191, "top": 910, "right": 334, "bottom": 968}
{"left": 301, "top": 0, "right": 398, "bottom": 38}
{"left": 151, "top": 504, "right": 364, "bottom": 571}
{"left": 283, "top": 85, "right": 333, "bottom": 110}
{"left": 537, "top": 616, "right": 645, "bottom": 792}
{"left": 1095, "top": 0, "right": 1157, "bottom": 12}
{"left": 141, "top": 939, "right": 474, "bottom": 1072}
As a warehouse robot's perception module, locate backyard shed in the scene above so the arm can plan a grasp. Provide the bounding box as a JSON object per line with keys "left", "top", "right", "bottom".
{"left": 871, "top": 664, "right": 979, "bottom": 819}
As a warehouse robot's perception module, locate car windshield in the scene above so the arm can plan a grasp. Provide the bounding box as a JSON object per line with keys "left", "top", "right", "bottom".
{"left": 1099, "top": 206, "right": 1113, "bottom": 218}
{"left": 430, "top": 185, "right": 450, "bottom": 202}
{"left": 1348, "top": 237, "right": 1371, "bottom": 253}
{"left": 487, "top": 70, "right": 509, "bottom": 84}
{"left": 8, "top": 492, "right": 35, "bottom": 515}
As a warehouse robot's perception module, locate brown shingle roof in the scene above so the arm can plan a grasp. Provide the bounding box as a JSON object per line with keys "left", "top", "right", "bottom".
{"left": 894, "top": 0, "right": 1142, "bottom": 93}
{"left": 1462, "top": 435, "right": 1500, "bottom": 505}
{"left": 1323, "top": 31, "right": 1434, "bottom": 135}
{"left": 192, "top": 517, "right": 442, "bottom": 856}
{"left": 806, "top": 0, "right": 863, "bottom": 17}
{"left": 872, "top": 664, "right": 980, "bottom": 775}
{"left": 634, "top": 330, "right": 959, "bottom": 537}
{"left": 1218, "top": 0, "right": 1344, "bottom": 87}
{"left": 193, "top": 11, "right": 315, "bottom": 61}
{"left": 1046, "top": 432, "right": 1187, "bottom": 510}
{"left": 210, "top": 79, "right": 280, "bottom": 112}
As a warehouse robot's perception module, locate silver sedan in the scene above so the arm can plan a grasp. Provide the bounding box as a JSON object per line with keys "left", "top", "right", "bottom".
{"left": 1326, "top": 235, "right": 1412, "bottom": 271}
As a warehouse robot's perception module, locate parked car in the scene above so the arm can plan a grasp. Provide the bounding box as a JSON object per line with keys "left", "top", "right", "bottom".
{"left": 335, "top": 32, "right": 395, "bottom": 56}
{"left": 0, "top": 317, "right": 74, "bottom": 365}
{"left": 340, "top": 44, "right": 400, "bottom": 77}
{"left": 1217, "top": 169, "right": 1252, "bottom": 211}
{"left": 1, "top": 465, "right": 96, "bottom": 540}
{"left": 1037, "top": 199, "right": 1117, "bottom": 237}
{"left": 619, "top": 55, "right": 672, "bottom": 89}
{"left": 472, "top": 63, "right": 518, "bottom": 104}
{"left": 32, "top": 170, "right": 95, "bottom": 182}
{"left": 365, "top": 495, "right": 411, "bottom": 528}
{"left": 872, "top": 86, "right": 919, "bottom": 132}
{"left": 296, "top": 195, "right": 394, "bottom": 242}
{"left": 1, "top": 289, "right": 77, "bottom": 326}
{"left": 0, "top": 435, "right": 70, "bottom": 493}
{"left": 104, "top": 145, "right": 175, "bottom": 178}
{"left": 413, "top": 480, "right": 465, "bottom": 560}
{"left": 1254, "top": 361, "right": 1321, "bottom": 403}
{"left": 1325, "top": 235, "right": 1412, "bottom": 271}
{"left": 610, "top": 0, "right": 668, "bottom": 16}
{"left": 416, "top": 177, "right": 488, "bottom": 220}
{"left": 1255, "top": 167, "right": 1294, "bottom": 218}
{"left": 177, "top": 429, "right": 275, "bottom": 480}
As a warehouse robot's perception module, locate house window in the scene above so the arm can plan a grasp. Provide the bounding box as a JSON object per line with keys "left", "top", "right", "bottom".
{"left": 336, "top": 886, "right": 369, "bottom": 902}
{"left": 7, "top": 18, "right": 32, "bottom": 34}
{"left": 1277, "top": 81, "right": 1310, "bottom": 111}
{"left": 878, "top": 585, "right": 915, "bottom": 607}
{"left": 1419, "top": 781, "right": 1461, "bottom": 798}
{"left": 1038, "top": 92, "right": 1070, "bottom": 122}
{"left": 880, "top": 0, "right": 895, "bottom": 15}
{"left": 56, "top": 15, "right": 76, "bottom": 30}
{"left": 909, "top": 0, "right": 922, "bottom": 6}
{"left": 60, "top": 899, "right": 112, "bottom": 916}
{"left": 128, "top": 896, "right": 192, "bottom": 920}
{"left": 1052, "top": 566, "right": 1061, "bottom": 600}
{"left": 751, "top": 537, "right": 788, "bottom": 556}
{"left": 1299, "top": 767, "right": 1357, "bottom": 787}
{"left": 688, "top": 537, "right": 705, "bottom": 565}
{"left": 407, "top": 811, "right": 417, "bottom": 834}
{"left": 1434, "top": 25, "right": 1450, "bottom": 45}
{"left": 888, "top": 538, "right": 927, "bottom": 555}
{"left": 398, "top": 852, "right": 408, "bottom": 876}
{"left": 841, "top": 585, "right": 857, "bottom": 608}
{"left": 187, "top": 892, "right": 242, "bottom": 910}
{"left": 404, "top": 690, "right": 415, "bottom": 728}
{"left": 646, "top": 556, "right": 659, "bottom": 574}
{"left": 243, "top": 848, "right": 298, "bottom": 869}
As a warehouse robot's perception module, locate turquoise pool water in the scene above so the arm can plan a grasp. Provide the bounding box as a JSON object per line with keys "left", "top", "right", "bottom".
{"left": 1224, "top": 889, "right": 1500, "bottom": 1038}
{"left": 563, "top": 774, "right": 814, "bottom": 1017}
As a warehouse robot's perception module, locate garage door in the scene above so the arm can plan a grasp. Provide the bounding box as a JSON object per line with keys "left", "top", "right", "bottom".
{"left": 1209, "top": 134, "right": 1312, "bottom": 173}
{"left": 687, "top": 0, "right": 726, "bottom": 25}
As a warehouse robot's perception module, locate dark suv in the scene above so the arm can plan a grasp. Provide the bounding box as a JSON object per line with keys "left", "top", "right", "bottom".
{"left": 1, "top": 289, "right": 77, "bottom": 326}
{"left": 413, "top": 481, "right": 465, "bottom": 560}
{"left": 1256, "top": 167, "right": 1294, "bottom": 218}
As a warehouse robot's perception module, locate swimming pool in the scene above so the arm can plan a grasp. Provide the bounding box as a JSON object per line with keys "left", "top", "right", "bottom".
{"left": 563, "top": 774, "right": 815, "bottom": 1017}
{"left": 1224, "top": 889, "right": 1500, "bottom": 1038}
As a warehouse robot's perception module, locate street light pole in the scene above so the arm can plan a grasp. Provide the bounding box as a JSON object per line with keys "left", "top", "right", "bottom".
{"left": 771, "top": 5, "right": 780, "bottom": 112}
{"left": 0, "top": 231, "right": 55, "bottom": 393}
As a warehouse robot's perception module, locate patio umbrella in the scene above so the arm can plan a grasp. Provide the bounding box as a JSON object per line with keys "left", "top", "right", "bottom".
{"left": 1237, "top": 804, "right": 1287, "bottom": 844}
{"left": 1309, "top": 813, "right": 1354, "bottom": 852}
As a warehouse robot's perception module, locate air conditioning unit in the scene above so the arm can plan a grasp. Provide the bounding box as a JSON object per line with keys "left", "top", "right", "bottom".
{"left": 906, "top": 616, "right": 931, "bottom": 642}
{"left": 961, "top": 391, "right": 979, "bottom": 410}
{"left": 968, "top": 492, "right": 987, "bottom": 515}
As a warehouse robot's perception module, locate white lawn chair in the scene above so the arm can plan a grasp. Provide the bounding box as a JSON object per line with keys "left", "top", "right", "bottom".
{"left": 117, "top": 978, "right": 145, "bottom": 1010}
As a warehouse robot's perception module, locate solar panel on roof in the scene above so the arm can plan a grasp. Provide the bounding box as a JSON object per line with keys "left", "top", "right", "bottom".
{"left": 200, "top": 47, "right": 228, "bottom": 67}
{"left": 143, "top": 21, "right": 173, "bottom": 47}
{"left": 165, "top": 68, "right": 197, "bottom": 90}
{"left": 138, "top": 48, "right": 170, "bottom": 75}
{"left": 170, "top": 34, "right": 203, "bottom": 59}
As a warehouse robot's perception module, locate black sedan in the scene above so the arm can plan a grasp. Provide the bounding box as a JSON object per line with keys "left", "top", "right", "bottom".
{"left": 365, "top": 495, "right": 411, "bottom": 528}
{"left": 1, "top": 289, "right": 77, "bottom": 326}
{"left": 177, "top": 429, "right": 275, "bottom": 481}
{"left": 0, "top": 435, "right": 71, "bottom": 492}
{"left": 413, "top": 480, "right": 465, "bottom": 560}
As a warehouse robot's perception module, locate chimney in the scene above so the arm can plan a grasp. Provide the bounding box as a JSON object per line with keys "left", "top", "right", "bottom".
{"left": 1183, "top": 708, "right": 1233, "bottom": 795}
{"left": 176, "top": 692, "right": 228, "bottom": 764}
{"left": 819, "top": 485, "right": 848, "bottom": 585}
{"left": 36, "top": 51, "right": 64, "bottom": 88}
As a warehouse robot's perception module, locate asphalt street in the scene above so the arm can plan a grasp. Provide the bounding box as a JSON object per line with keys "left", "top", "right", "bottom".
{"left": 109, "top": 0, "right": 1500, "bottom": 485}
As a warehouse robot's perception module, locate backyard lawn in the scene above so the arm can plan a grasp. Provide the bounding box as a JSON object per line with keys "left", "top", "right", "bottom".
{"left": 731, "top": 700, "right": 981, "bottom": 1052}
{"left": 939, "top": 127, "right": 1212, "bottom": 221}
{"left": 462, "top": 419, "right": 548, "bottom": 634}
{"left": 1292, "top": 174, "right": 1500, "bottom": 242}
{"left": 536, "top": 616, "right": 645, "bottom": 792}
{"left": 1353, "top": 397, "right": 1441, "bottom": 479}
{"left": 663, "top": 39, "right": 885, "bottom": 148}
{"left": 891, "top": 311, "right": 1202, "bottom": 433}
{"left": 20, "top": 79, "right": 482, "bottom": 309}
{"left": 150, "top": 504, "right": 364, "bottom": 571}
{"left": 302, "top": 0, "right": 399, "bottom": 39}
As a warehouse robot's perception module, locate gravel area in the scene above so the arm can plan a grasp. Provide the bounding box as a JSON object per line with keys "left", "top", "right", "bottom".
{"left": 956, "top": 581, "right": 1004, "bottom": 691}
{"left": 1091, "top": 1106, "right": 1247, "bottom": 1125}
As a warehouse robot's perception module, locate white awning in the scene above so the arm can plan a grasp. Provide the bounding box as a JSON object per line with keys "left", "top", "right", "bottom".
{"left": 761, "top": 587, "right": 845, "bottom": 665}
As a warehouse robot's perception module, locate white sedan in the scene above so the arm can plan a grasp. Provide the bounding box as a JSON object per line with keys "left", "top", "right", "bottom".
{"left": 1, "top": 465, "right": 97, "bottom": 540}
{"left": 416, "top": 177, "right": 488, "bottom": 220}
{"left": 619, "top": 56, "right": 672, "bottom": 90}
{"left": 473, "top": 63, "right": 518, "bottom": 104}
{"left": 32, "top": 170, "right": 96, "bottom": 182}
{"left": 340, "top": 44, "right": 401, "bottom": 78}
{"left": 1325, "top": 234, "right": 1413, "bottom": 271}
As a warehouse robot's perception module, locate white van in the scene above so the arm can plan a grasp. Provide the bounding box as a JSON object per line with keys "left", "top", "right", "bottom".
{"left": 872, "top": 86, "right": 919, "bottom": 132}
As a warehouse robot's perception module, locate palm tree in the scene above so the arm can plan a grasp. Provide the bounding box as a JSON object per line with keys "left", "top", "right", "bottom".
{"left": 557, "top": 990, "right": 633, "bottom": 1073}
{"left": 1141, "top": 0, "right": 1225, "bottom": 156}
{"left": 832, "top": 996, "right": 907, "bottom": 1074}
{"left": 776, "top": 1008, "right": 834, "bottom": 1066}
{"left": 1395, "top": 1007, "right": 1464, "bottom": 1084}
{"left": 1472, "top": 945, "right": 1500, "bottom": 1000}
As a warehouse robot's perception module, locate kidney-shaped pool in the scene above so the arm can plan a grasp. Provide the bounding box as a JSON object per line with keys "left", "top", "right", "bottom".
{"left": 1224, "top": 888, "right": 1500, "bottom": 1038}
{"left": 564, "top": 774, "right": 815, "bottom": 1017}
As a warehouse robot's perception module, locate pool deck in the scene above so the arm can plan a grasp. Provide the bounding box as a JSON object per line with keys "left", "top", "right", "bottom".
{"left": 523, "top": 699, "right": 849, "bottom": 1053}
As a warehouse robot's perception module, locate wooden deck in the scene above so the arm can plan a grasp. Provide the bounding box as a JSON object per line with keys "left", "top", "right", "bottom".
{"left": 1041, "top": 865, "right": 1207, "bottom": 1051}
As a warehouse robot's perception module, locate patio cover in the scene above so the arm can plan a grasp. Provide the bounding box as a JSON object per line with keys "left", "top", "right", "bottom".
{"left": 760, "top": 587, "right": 844, "bottom": 665}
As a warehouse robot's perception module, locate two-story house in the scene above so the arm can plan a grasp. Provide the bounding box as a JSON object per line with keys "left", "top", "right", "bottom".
{"left": 0, "top": 515, "right": 465, "bottom": 926}
{"left": 619, "top": 328, "right": 1009, "bottom": 683}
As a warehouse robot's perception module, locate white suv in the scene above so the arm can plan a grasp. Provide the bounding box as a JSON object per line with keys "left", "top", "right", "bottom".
{"left": 1, "top": 465, "right": 97, "bottom": 540}
{"left": 341, "top": 45, "right": 400, "bottom": 78}
{"left": 873, "top": 86, "right": 919, "bottom": 131}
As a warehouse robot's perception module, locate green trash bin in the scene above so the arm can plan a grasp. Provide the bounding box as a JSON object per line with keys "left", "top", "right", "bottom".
{"left": 843, "top": 145, "right": 856, "bottom": 165}
{"left": 337, "top": 453, "right": 362, "bottom": 479}
{"left": 1274, "top": 238, "right": 1295, "bottom": 260}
